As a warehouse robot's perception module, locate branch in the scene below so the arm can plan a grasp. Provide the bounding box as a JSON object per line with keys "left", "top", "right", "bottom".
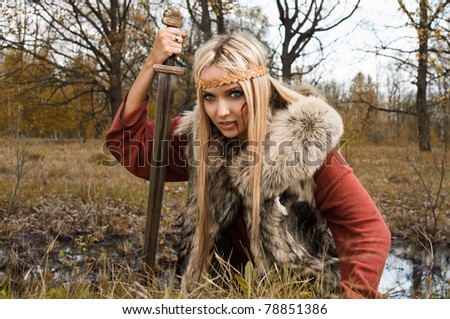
{"left": 351, "top": 98, "right": 417, "bottom": 116}
{"left": 316, "top": 0, "right": 361, "bottom": 32}
{"left": 373, "top": 50, "right": 418, "bottom": 70}
{"left": 397, "top": 0, "right": 418, "bottom": 27}
{"left": 429, "top": 0, "right": 450, "bottom": 26}
{"left": 30, "top": 3, "right": 111, "bottom": 69}
{"left": 292, "top": 0, "right": 315, "bottom": 34}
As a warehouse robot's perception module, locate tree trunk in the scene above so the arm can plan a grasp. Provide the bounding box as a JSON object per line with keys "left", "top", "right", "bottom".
{"left": 215, "top": 1, "right": 226, "bottom": 35}
{"left": 109, "top": 0, "right": 123, "bottom": 118}
{"left": 186, "top": 0, "right": 212, "bottom": 40}
{"left": 279, "top": 2, "right": 294, "bottom": 83}
{"left": 276, "top": 0, "right": 360, "bottom": 85}
{"left": 110, "top": 73, "right": 122, "bottom": 119}
{"left": 282, "top": 56, "right": 293, "bottom": 83}
{"left": 200, "top": 0, "right": 212, "bottom": 39}
{"left": 416, "top": 0, "right": 431, "bottom": 151}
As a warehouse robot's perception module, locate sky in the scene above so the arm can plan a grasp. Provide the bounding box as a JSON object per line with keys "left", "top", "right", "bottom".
{"left": 252, "top": 0, "right": 416, "bottom": 85}
{"left": 323, "top": 0, "right": 415, "bottom": 82}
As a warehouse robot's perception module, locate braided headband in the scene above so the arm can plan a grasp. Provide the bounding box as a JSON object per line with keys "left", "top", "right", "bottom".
{"left": 196, "top": 66, "right": 267, "bottom": 90}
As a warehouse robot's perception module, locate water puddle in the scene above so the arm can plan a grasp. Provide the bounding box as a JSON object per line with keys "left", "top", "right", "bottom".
{"left": 1, "top": 238, "right": 449, "bottom": 298}
{"left": 379, "top": 239, "right": 450, "bottom": 298}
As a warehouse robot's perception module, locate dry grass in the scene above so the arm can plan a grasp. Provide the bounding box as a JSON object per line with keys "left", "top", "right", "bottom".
{"left": 0, "top": 137, "right": 186, "bottom": 240}
{"left": 341, "top": 142, "right": 450, "bottom": 242}
{"left": 0, "top": 137, "right": 449, "bottom": 298}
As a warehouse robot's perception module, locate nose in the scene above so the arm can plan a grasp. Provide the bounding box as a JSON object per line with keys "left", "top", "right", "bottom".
{"left": 216, "top": 99, "right": 230, "bottom": 118}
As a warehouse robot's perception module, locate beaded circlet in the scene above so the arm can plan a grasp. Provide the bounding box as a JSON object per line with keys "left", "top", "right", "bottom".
{"left": 196, "top": 66, "right": 267, "bottom": 90}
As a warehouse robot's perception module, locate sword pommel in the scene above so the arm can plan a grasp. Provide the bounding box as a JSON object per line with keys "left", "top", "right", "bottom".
{"left": 161, "top": 7, "right": 183, "bottom": 29}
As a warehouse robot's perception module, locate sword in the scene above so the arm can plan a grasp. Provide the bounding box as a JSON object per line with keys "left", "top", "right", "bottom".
{"left": 143, "top": 7, "right": 184, "bottom": 273}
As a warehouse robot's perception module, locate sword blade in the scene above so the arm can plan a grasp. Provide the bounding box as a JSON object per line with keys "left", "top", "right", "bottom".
{"left": 143, "top": 72, "right": 176, "bottom": 271}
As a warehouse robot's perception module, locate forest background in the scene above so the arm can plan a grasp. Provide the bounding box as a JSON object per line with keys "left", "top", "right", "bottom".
{"left": 0, "top": 0, "right": 449, "bottom": 298}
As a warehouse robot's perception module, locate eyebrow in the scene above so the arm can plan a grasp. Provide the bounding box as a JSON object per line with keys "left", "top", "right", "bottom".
{"left": 225, "top": 85, "right": 242, "bottom": 93}
{"left": 201, "top": 85, "right": 242, "bottom": 95}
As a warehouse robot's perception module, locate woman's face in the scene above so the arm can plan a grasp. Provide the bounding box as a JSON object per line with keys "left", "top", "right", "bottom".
{"left": 200, "top": 65, "right": 249, "bottom": 140}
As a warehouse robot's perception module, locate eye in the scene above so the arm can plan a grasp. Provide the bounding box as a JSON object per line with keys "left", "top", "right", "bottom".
{"left": 230, "top": 90, "right": 244, "bottom": 98}
{"left": 202, "top": 92, "right": 215, "bottom": 102}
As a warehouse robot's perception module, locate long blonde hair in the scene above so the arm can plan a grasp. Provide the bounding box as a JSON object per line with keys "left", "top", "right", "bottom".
{"left": 192, "top": 33, "right": 303, "bottom": 279}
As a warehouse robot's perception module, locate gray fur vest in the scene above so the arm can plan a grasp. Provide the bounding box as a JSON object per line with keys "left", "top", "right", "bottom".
{"left": 175, "top": 93, "right": 344, "bottom": 292}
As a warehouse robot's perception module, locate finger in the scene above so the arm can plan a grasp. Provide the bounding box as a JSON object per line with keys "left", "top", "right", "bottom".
{"left": 170, "top": 33, "right": 184, "bottom": 44}
{"left": 159, "top": 32, "right": 183, "bottom": 46}
{"left": 156, "top": 28, "right": 185, "bottom": 56}
{"left": 164, "top": 27, "right": 187, "bottom": 43}
{"left": 167, "top": 42, "right": 183, "bottom": 55}
{"left": 165, "top": 27, "right": 186, "bottom": 36}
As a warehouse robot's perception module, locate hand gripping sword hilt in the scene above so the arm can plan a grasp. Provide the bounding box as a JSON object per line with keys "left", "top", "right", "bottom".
{"left": 154, "top": 7, "right": 185, "bottom": 75}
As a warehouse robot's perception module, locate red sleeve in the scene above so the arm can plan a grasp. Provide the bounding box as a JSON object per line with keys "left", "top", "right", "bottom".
{"left": 314, "top": 148, "right": 391, "bottom": 298}
{"left": 104, "top": 93, "right": 189, "bottom": 182}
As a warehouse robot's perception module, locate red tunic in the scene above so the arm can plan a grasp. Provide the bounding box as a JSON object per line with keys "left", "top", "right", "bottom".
{"left": 105, "top": 95, "right": 391, "bottom": 298}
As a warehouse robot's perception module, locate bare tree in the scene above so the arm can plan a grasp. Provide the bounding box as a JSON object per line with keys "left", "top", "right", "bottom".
{"left": 374, "top": 0, "right": 450, "bottom": 151}
{"left": 186, "top": 0, "right": 238, "bottom": 39}
{"left": 186, "top": 0, "right": 213, "bottom": 39}
{"left": 275, "top": 0, "right": 361, "bottom": 83}
{"left": 2, "top": 0, "right": 158, "bottom": 120}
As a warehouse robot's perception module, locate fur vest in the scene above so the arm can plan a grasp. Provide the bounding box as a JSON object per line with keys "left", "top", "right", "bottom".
{"left": 175, "top": 91, "right": 344, "bottom": 293}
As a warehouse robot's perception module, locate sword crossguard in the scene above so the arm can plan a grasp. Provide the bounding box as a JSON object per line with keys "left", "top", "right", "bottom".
{"left": 153, "top": 64, "right": 185, "bottom": 75}
{"left": 155, "top": 7, "right": 185, "bottom": 75}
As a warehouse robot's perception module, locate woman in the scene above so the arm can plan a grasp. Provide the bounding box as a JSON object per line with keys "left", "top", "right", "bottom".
{"left": 105, "top": 27, "right": 391, "bottom": 298}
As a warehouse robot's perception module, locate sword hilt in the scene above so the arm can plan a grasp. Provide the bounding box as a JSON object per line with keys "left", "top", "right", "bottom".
{"left": 154, "top": 7, "right": 185, "bottom": 75}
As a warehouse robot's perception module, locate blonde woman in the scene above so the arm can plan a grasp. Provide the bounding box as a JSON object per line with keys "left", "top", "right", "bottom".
{"left": 105, "top": 28, "right": 391, "bottom": 298}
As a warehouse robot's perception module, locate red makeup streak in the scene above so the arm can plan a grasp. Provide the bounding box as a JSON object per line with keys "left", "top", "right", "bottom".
{"left": 234, "top": 103, "right": 247, "bottom": 136}
{"left": 240, "top": 103, "right": 247, "bottom": 126}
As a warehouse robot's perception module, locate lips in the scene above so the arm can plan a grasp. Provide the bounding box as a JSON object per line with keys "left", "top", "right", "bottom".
{"left": 218, "top": 121, "right": 237, "bottom": 130}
